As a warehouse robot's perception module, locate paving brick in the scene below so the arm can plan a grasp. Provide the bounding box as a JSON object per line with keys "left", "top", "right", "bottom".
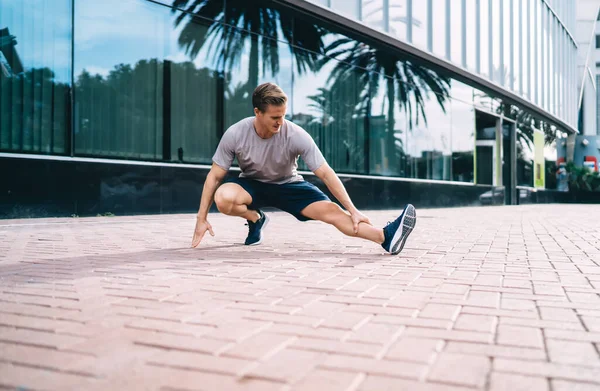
{"left": 346, "top": 322, "right": 404, "bottom": 344}
{"left": 2, "top": 206, "right": 600, "bottom": 388}
{"left": 418, "top": 304, "right": 461, "bottom": 320}
{"left": 0, "top": 342, "right": 92, "bottom": 372}
{"left": 497, "top": 325, "right": 544, "bottom": 349}
{"left": 0, "top": 328, "right": 86, "bottom": 349}
{"left": 132, "top": 331, "right": 232, "bottom": 355}
{"left": 244, "top": 348, "right": 324, "bottom": 383}
{"left": 545, "top": 329, "right": 600, "bottom": 343}
{"left": 427, "top": 352, "right": 490, "bottom": 388}
{"left": 358, "top": 375, "right": 473, "bottom": 391}
{"left": 291, "top": 336, "right": 380, "bottom": 357}
{"left": 489, "top": 372, "right": 549, "bottom": 391}
{"left": 444, "top": 341, "right": 547, "bottom": 360}
{"left": 494, "top": 358, "right": 600, "bottom": 384}
{"left": 147, "top": 350, "right": 254, "bottom": 376}
{"left": 581, "top": 316, "right": 600, "bottom": 332}
{"left": 538, "top": 307, "right": 581, "bottom": 323}
{"left": 552, "top": 379, "right": 600, "bottom": 391}
{"left": 454, "top": 314, "right": 496, "bottom": 333}
{"left": 402, "top": 327, "right": 493, "bottom": 344}
{"left": 0, "top": 362, "right": 92, "bottom": 390}
{"left": 546, "top": 339, "right": 600, "bottom": 366}
{"left": 320, "top": 354, "right": 426, "bottom": 379}
{"left": 384, "top": 337, "right": 444, "bottom": 363}
{"left": 290, "top": 369, "right": 363, "bottom": 391}
{"left": 221, "top": 332, "right": 295, "bottom": 359}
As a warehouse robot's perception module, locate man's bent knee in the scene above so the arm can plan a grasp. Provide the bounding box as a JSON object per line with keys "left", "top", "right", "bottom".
{"left": 214, "top": 184, "right": 250, "bottom": 215}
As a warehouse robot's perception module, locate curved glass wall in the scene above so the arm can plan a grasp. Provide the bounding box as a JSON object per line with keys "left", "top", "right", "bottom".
{"left": 307, "top": 0, "right": 578, "bottom": 130}
{"left": 0, "top": 0, "right": 577, "bottom": 189}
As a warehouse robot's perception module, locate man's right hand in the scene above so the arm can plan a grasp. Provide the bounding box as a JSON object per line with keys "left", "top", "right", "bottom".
{"left": 192, "top": 218, "right": 214, "bottom": 248}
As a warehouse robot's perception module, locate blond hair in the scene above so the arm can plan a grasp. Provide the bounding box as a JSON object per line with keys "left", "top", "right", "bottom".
{"left": 252, "top": 82, "right": 287, "bottom": 112}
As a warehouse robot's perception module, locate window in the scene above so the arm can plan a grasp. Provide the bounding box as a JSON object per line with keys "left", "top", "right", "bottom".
{"left": 597, "top": 75, "right": 600, "bottom": 135}
{"left": 596, "top": 34, "right": 600, "bottom": 49}
{"left": 0, "top": 0, "right": 71, "bottom": 154}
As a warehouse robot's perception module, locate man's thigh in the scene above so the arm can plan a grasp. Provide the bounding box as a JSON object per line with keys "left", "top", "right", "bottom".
{"left": 270, "top": 181, "right": 330, "bottom": 221}
{"left": 220, "top": 177, "right": 265, "bottom": 208}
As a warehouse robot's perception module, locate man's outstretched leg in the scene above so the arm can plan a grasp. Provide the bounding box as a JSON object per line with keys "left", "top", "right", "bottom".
{"left": 301, "top": 201, "right": 416, "bottom": 254}
{"left": 214, "top": 183, "right": 269, "bottom": 245}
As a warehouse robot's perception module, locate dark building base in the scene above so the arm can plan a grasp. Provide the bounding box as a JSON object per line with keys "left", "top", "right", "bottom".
{"left": 2, "top": 156, "right": 523, "bottom": 219}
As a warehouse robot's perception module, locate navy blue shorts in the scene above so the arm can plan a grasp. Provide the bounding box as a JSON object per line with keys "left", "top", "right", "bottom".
{"left": 224, "top": 177, "right": 330, "bottom": 221}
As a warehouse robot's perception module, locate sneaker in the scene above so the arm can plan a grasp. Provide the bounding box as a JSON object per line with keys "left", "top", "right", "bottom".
{"left": 244, "top": 210, "right": 269, "bottom": 246}
{"left": 381, "top": 204, "right": 416, "bottom": 255}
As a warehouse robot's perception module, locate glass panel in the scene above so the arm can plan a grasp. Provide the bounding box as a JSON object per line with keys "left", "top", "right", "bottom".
{"left": 513, "top": 0, "right": 521, "bottom": 94}
{"left": 535, "top": 0, "right": 542, "bottom": 105}
{"left": 492, "top": 0, "right": 502, "bottom": 84}
{"left": 74, "top": 0, "right": 222, "bottom": 162}
{"left": 516, "top": 127, "right": 533, "bottom": 186}
{"left": 369, "top": 73, "right": 409, "bottom": 176}
{"left": 292, "top": 50, "right": 367, "bottom": 174}
{"left": 389, "top": 0, "right": 408, "bottom": 42}
{"left": 449, "top": 0, "right": 463, "bottom": 65}
{"left": 412, "top": 1, "right": 428, "bottom": 49}
{"left": 522, "top": 0, "right": 530, "bottom": 99}
{"left": 503, "top": 0, "right": 512, "bottom": 89}
{"left": 431, "top": 0, "right": 446, "bottom": 58}
{"left": 306, "top": 0, "right": 329, "bottom": 6}
{"left": 0, "top": 0, "right": 71, "bottom": 154}
{"left": 480, "top": 0, "right": 490, "bottom": 77}
{"left": 362, "top": 0, "right": 385, "bottom": 31}
{"left": 224, "top": 34, "right": 292, "bottom": 129}
{"left": 451, "top": 97, "right": 475, "bottom": 183}
{"left": 597, "top": 74, "right": 600, "bottom": 134}
{"left": 405, "top": 83, "right": 453, "bottom": 181}
{"left": 465, "top": 0, "right": 477, "bottom": 72}
{"left": 331, "top": 0, "right": 360, "bottom": 19}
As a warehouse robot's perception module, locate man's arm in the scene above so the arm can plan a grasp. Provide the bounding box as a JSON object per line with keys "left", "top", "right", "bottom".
{"left": 192, "top": 163, "right": 228, "bottom": 247}
{"left": 197, "top": 163, "right": 228, "bottom": 219}
{"left": 313, "top": 162, "right": 372, "bottom": 232}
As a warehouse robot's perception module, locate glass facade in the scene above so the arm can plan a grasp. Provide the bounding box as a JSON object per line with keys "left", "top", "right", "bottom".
{"left": 0, "top": 0, "right": 578, "bottom": 190}
{"left": 307, "top": 0, "right": 578, "bottom": 130}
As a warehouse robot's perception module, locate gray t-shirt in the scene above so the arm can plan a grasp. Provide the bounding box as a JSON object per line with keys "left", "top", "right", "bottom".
{"left": 212, "top": 117, "right": 326, "bottom": 184}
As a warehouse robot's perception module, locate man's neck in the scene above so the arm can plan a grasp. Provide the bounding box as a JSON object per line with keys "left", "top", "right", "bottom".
{"left": 253, "top": 119, "right": 274, "bottom": 139}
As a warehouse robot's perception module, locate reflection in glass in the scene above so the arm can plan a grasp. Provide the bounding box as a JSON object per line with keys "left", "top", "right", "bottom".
{"left": 451, "top": 98, "right": 475, "bottom": 182}
{"left": 450, "top": 0, "right": 463, "bottom": 65}
{"left": 406, "top": 85, "right": 452, "bottom": 181}
{"left": 431, "top": 0, "right": 446, "bottom": 58}
{"left": 512, "top": 0, "right": 521, "bottom": 94}
{"left": 293, "top": 53, "right": 367, "bottom": 174}
{"left": 479, "top": 0, "right": 490, "bottom": 78}
{"left": 521, "top": 0, "right": 529, "bottom": 98}
{"left": 465, "top": 0, "right": 477, "bottom": 72}
{"left": 317, "top": 33, "right": 452, "bottom": 177}
{"left": 172, "top": 0, "right": 323, "bottom": 127}
{"left": 491, "top": 0, "right": 501, "bottom": 84}
{"left": 331, "top": 0, "right": 360, "bottom": 19}
{"left": 503, "top": 0, "right": 512, "bottom": 88}
{"left": 411, "top": 1, "right": 428, "bottom": 49}
{"left": 389, "top": 0, "right": 408, "bottom": 41}
{"left": 75, "top": 0, "right": 171, "bottom": 159}
{"left": 0, "top": 0, "right": 71, "bottom": 154}
{"left": 361, "top": 0, "right": 386, "bottom": 32}
{"left": 224, "top": 36, "right": 292, "bottom": 128}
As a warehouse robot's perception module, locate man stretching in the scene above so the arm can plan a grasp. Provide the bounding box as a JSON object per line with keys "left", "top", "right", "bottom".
{"left": 192, "top": 82, "right": 416, "bottom": 254}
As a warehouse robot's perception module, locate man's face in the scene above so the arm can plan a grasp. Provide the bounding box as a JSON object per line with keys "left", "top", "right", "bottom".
{"left": 255, "top": 104, "right": 286, "bottom": 136}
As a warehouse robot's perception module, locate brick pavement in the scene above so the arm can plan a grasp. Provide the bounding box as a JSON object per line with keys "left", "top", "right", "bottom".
{"left": 0, "top": 204, "right": 599, "bottom": 390}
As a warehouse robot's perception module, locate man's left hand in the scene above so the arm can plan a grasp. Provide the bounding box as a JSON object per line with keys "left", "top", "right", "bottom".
{"left": 350, "top": 210, "right": 373, "bottom": 234}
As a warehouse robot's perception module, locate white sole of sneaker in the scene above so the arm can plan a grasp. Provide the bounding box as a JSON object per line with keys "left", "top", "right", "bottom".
{"left": 390, "top": 204, "right": 416, "bottom": 255}
{"left": 247, "top": 213, "right": 270, "bottom": 246}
